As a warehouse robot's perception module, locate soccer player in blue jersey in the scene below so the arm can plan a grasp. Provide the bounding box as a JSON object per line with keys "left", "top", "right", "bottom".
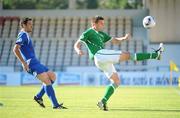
{"left": 13, "top": 17, "right": 67, "bottom": 109}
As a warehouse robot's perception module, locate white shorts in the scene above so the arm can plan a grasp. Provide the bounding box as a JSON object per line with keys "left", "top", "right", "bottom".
{"left": 94, "top": 49, "right": 122, "bottom": 78}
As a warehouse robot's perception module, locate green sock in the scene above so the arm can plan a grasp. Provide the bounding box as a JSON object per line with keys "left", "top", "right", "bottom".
{"left": 131, "top": 53, "right": 158, "bottom": 61}
{"left": 102, "top": 83, "right": 118, "bottom": 104}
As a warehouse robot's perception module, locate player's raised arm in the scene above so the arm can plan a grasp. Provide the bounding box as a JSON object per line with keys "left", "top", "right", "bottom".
{"left": 111, "top": 33, "right": 130, "bottom": 44}
{"left": 74, "top": 39, "right": 84, "bottom": 56}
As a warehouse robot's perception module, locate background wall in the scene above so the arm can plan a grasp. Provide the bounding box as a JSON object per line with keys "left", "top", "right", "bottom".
{"left": 145, "top": 0, "right": 180, "bottom": 43}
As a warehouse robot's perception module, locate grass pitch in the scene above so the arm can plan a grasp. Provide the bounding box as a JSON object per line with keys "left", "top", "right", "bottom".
{"left": 1, "top": 86, "right": 180, "bottom": 118}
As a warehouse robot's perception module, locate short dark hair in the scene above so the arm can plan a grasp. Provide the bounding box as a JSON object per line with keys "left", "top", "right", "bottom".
{"left": 20, "top": 17, "right": 32, "bottom": 27}
{"left": 91, "top": 15, "right": 104, "bottom": 24}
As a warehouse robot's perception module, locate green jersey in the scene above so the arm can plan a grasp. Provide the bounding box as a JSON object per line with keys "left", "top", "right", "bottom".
{"left": 79, "top": 28, "right": 112, "bottom": 60}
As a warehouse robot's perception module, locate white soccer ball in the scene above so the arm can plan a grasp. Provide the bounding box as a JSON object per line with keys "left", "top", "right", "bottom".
{"left": 143, "top": 16, "right": 156, "bottom": 29}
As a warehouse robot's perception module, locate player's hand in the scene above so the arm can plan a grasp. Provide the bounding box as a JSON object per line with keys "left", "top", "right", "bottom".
{"left": 77, "top": 50, "right": 84, "bottom": 56}
{"left": 124, "top": 33, "right": 130, "bottom": 40}
{"left": 22, "top": 62, "right": 30, "bottom": 72}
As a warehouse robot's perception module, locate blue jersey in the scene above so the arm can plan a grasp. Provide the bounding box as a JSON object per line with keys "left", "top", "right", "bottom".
{"left": 16, "top": 30, "right": 48, "bottom": 75}
{"left": 16, "top": 31, "right": 36, "bottom": 61}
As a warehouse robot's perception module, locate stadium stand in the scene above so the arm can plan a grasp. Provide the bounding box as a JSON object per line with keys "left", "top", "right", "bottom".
{"left": 0, "top": 15, "right": 146, "bottom": 71}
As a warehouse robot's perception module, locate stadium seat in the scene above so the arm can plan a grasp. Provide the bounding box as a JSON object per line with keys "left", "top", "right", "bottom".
{"left": 0, "top": 15, "right": 146, "bottom": 72}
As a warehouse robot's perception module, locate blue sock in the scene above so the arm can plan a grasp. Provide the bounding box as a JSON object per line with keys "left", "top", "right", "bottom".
{"left": 36, "top": 85, "right": 45, "bottom": 98}
{"left": 45, "top": 85, "right": 59, "bottom": 107}
{"left": 36, "top": 80, "right": 54, "bottom": 99}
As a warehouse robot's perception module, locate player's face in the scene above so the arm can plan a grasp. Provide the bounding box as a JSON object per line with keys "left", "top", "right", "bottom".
{"left": 96, "top": 20, "right": 104, "bottom": 31}
{"left": 24, "top": 21, "right": 33, "bottom": 33}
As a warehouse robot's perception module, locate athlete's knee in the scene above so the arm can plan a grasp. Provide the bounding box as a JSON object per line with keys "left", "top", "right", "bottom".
{"left": 120, "top": 52, "right": 130, "bottom": 61}
{"left": 37, "top": 73, "right": 51, "bottom": 85}
{"left": 42, "top": 77, "right": 51, "bottom": 85}
{"left": 47, "top": 71, "right": 56, "bottom": 81}
{"left": 110, "top": 73, "right": 120, "bottom": 87}
{"left": 43, "top": 79, "right": 51, "bottom": 85}
{"left": 114, "top": 79, "right": 120, "bottom": 87}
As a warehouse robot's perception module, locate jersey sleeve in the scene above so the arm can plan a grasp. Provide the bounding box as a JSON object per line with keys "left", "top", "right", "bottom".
{"left": 101, "top": 32, "right": 112, "bottom": 43}
{"left": 16, "top": 33, "right": 28, "bottom": 46}
{"left": 79, "top": 30, "right": 89, "bottom": 42}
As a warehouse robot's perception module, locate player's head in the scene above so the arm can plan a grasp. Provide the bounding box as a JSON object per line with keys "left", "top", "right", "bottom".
{"left": 91, "top": 15, "right": 104, "bottom": 31}
{"left": 20, "top": 17, "right": 33, "bottom": 33}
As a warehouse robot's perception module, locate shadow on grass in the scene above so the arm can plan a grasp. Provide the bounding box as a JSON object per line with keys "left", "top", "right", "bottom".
{"left": 110, "top": 107, "right": 180, "bottom": 112}
{"left": 0, "top": 102, "right": 3, "bottom": 107}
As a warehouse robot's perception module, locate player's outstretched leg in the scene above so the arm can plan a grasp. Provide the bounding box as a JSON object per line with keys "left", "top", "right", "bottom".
{"left": 130, "top": 43, "right": 164, "bottom": 61}
{"left": 37, "top": 73, "right": 67, "bottom": 109}
{"left": 44, "top": 84, "right": 67, "bottom": 109}
{"left": 97, "top": 73, "right": 119, "bottom": 111}
{"left": 34, "top": 79, "right": 55, "bottom": 108}
{"left": 34, "top": 75, "right": 55, "bottom": 108}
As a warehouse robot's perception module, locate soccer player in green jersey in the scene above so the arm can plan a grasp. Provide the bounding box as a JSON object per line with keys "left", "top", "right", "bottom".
{"left": 74, "top": 15, "right": 164, "bottom": 111}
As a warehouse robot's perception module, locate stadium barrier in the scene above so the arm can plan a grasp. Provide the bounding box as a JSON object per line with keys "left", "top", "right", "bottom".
{"left": 0, "top": 72, "right": 179, "bottom": 86}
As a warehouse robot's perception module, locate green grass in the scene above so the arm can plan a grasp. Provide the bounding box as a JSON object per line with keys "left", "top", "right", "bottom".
{"left": 1, "top": 86, "right": 180, "bottom": 118}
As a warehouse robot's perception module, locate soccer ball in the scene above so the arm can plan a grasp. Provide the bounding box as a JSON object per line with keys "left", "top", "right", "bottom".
{"left": 143, "top": 16, "right": 156, "bottom": 29}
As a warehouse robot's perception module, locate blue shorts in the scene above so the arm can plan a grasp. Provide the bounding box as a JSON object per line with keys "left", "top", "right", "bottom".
{"left": 27, "top": 58, "right": 49, "bottom": 76}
